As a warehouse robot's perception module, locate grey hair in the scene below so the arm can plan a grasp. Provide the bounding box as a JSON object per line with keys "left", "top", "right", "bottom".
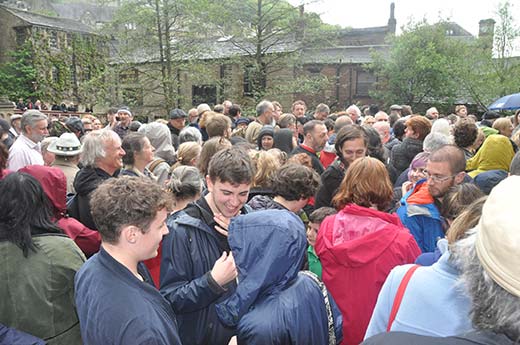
{"left": 41, "top": 137, "right": 57, "bottom": 153}
{"left": 80, "top": 129, "right": 120, "bottom": 167}
{"left": 256, "top": 100, "right": 273, "bottom": 116}
{"left": 315, "top": 103, "right": 330, "bottom": 114}
{"left": 452, "top": 231, "right": 520, "bottom": 341}
{"left": 179, "top": 126, "right": 202, "bottom": 145}
{"left": 21, "top": 110, "right": 47, "bottom": 133}
{"left": 168, "top": 165, "right": 202, "bottom": 200}
{"left": 423, "top": 132, "right": 452, "bottom": 153}
{"left": 346, "top": 105, "right": 361, "bottom": 116}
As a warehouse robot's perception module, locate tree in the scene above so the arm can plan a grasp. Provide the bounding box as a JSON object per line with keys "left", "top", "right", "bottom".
{"left": 0, "top": 42, "right": 39, "bottom": 101}
{"left": 369, "top": 2, "right": 520, "bottom": 111}
{"left": 208, "top": 0, "right": 336, "bottom": 101}
{"left": 108, "top": 0, "right": 213, "bottom": 112}
{"left": 368, "top": 20, "right": 460, "bottom": 109}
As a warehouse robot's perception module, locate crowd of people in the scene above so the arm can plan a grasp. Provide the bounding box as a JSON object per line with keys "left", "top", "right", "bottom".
{"left": 1, "top": 98, "right": 520, "bottom": 345}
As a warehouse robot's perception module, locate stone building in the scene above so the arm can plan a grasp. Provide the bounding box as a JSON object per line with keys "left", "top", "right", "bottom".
{"left": 0, "top": 3, "right": 109, "bottom": 107}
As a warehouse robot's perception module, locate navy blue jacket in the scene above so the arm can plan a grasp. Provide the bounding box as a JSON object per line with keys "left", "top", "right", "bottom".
{"left": 160, "top": 198, "right": 246, "bottom": 345}
{"left": 75, "top": 247, "right": 181, "bottom": 345}
{"left": 215, "top": 210, "right": 343, "bottom": 345}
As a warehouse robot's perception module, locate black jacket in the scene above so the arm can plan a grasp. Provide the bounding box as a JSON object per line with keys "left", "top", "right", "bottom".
{"left": 315, "top": 159, "right": 345, "bottom": 209}
{"left": 388, "top": 138, "right": 423, "bottom": 183}
{"left": 70, "top": 167, "right": 115, "bottom": 230}
{"left": 290, "top": 145, "right": 324, "bottom": 175}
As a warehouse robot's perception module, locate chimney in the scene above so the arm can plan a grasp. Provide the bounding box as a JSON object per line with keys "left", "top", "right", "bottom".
{"left": 387, "top": 3, "right": 396, "bottom": 34}
{"left": 479, "top": 18, "right": 495, "bottom": 38}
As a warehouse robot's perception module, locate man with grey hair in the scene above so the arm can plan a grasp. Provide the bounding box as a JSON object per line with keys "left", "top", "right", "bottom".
{"left": 365, "top": 175, "right": 520, "bottom": 345}
{"left": 425, "top": 107, "right": 439, "bottom": 120}
{"left": 69, "top": 129, "right": 125, "bottom": 230}
{"left": 245, "top": 100, "right": 274, "bottom": 144}
{"left": 8, "top": 110, "right": 49, "bottom": 171}
{"left": 312, "top": 103, "right": 330, "bottom": 121}
{"left": 346, "top": 104, "right": 361, "bottom": 124}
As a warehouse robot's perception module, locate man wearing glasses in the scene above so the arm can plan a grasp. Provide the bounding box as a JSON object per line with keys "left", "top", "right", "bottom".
{"left": 397, "top": 145, "right": 466, "bottom": 253}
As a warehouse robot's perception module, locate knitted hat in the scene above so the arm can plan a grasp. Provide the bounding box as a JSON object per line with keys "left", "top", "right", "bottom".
{"left": 476, "top": 175, "right": 520, "bottom": 297}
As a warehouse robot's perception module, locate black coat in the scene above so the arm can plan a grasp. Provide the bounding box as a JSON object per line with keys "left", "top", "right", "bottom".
{"left": 315, "top": 159, "right": 345, "bottom": 210}
{"left": 388, "top": 138, "right": 423, "bottom": 183}
{"left": 70, "top": 167, "right": 115, "bottom": 230}
{"left": 290, "top": 145, "right": 324, "bottom": 175}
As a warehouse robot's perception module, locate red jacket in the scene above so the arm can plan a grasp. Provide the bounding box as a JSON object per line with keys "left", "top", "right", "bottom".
{"left": 20, "top": 165, "right": 101, "bottom": 257}
{"left": 315, "top": 204, "right": 420, "bottom": 345}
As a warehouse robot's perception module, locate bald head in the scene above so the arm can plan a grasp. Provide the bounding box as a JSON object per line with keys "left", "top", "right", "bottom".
{"left": 373, "top": 121, "right": 391, "bottom": 144}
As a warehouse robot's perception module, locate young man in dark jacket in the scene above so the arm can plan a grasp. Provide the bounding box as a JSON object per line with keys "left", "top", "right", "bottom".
{"left": 75, "top": 176, "right": 181, "bottom": 345}
{"left": 160, "top": 147, "right": 254, "bottom": 345}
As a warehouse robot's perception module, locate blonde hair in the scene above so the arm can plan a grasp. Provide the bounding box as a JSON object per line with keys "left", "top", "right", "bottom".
{"left": 249, "top": 150, "right": 280, "bottom": 188}
{"left": 172, "top": 141, "right": 202, "bottom": 169}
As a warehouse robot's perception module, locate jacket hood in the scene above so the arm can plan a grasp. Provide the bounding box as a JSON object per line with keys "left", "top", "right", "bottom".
{"left": 321, "top": 204, "right": 408, "bottom": 267}
{"left": 215, "top": 209, "right": 306, "bottom": 327}
{"left": 466, "top": 134, "right": 514, "bottom": 178}
{"left": 139, "top": 122, "right": 176, "bottom": 163}
{"left": 19, "top": 165, "right": 67, "bottom": 215}
{"left": 273, "top": 128, "right": 294, "bottom": 154}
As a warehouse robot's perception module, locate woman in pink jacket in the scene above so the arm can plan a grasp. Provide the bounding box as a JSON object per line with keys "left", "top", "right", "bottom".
{"left": 316, "top": 157, "right": 420, "bottom": 345}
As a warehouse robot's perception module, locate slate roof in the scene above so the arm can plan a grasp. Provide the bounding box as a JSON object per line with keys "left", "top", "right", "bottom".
{"left": 1, "top": 4, "right": 96, "bottom": 34}
{"left": 301, "top": 45, "right": 390, "bottom": 64}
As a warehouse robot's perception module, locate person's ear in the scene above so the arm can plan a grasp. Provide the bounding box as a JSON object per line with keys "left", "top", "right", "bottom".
{"left": 454, "top": 172, "right": 465, "bottom": 185}
{"left": 206, "top": 175, "right": 214, "bottom": 193}
{"left": 122, "top": 225, "right": 140, "bottom": 244}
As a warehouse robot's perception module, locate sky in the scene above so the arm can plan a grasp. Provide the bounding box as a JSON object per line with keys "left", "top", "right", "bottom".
{"left": 288, "top": 0, "right": 520, "bottom": 37}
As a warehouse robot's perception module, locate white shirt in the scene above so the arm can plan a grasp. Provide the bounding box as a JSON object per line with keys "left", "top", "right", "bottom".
{"left": 7, "top": 134, "right": 44, "bottom": 171}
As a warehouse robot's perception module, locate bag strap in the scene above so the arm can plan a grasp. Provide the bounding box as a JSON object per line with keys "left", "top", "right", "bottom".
{"left": 301, "top": 271, "right": 336, "bottom": 345}
{"left": 387, "top": 264, "right": 420, "bottom": 332}
{"left": 148, "top": 158, "right": 166, "bottom": 173}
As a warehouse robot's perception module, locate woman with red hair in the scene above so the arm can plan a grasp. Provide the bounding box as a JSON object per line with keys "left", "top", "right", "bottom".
{"left": 315, "top": 157, "right": 420, "bottom": 345}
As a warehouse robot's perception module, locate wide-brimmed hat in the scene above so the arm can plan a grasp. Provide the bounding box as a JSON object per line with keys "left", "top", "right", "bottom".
{"left": 10, "top": 114, "right": 22, "bottom": 122}
{"left": 47, "top": 132, "right": 82, "bottom": 156}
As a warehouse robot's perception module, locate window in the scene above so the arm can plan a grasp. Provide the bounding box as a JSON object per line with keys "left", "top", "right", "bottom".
{"left": 119, "top": 68, "right": 139, "bottom": 84}
{"left": 52, "top": 66, "right": 59, "bottom": 83}
{"left": 192, "top": 85, "right": 217, "bottom": 106}
{"left": 243, "top": 65, "right": 265, "bottom": 97}
{"left": 355, "top": 71, "right": 376, "bottom": 97}
{"left": 15, "top": 29, "right": 26, "bottom": 46}
{"left": 70, "top": 66, "right": 77, "bottom": 88}
{"left": 49, "top": 31, "right": 58, "bottom": 49}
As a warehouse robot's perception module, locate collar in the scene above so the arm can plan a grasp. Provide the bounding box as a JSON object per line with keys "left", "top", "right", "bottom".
{"left": 20, "top": 134, "right": 40, "bottom": 149}
{"left": 299, "top": 144, "right": 316, "bottom": 154}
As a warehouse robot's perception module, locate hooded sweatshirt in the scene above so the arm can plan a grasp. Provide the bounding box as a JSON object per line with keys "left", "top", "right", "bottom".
{"left": 316, "top": 204, "right": 420, "bottom": 345}
{"left": 20, "top": 165, "right": 101, "bottom": 257}
{"left": 216, "top": 210, "right": 343, "bottom": 345}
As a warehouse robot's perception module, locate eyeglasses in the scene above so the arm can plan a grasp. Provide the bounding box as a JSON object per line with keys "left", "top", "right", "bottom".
{"left": 426, "top": 173, "right": 457, "bottom": 183}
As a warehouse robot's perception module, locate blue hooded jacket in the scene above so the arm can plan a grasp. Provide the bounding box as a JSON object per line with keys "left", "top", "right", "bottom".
{"left": 215, "top": 210, "right": 343, "bottom": 345}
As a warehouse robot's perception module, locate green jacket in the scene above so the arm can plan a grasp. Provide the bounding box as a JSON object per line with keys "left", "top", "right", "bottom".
{"left": 0, "top": 234, "right": 85, "bottom": 344}
{"left": 307, "top": 245, "right": 322, "bottom": 279}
